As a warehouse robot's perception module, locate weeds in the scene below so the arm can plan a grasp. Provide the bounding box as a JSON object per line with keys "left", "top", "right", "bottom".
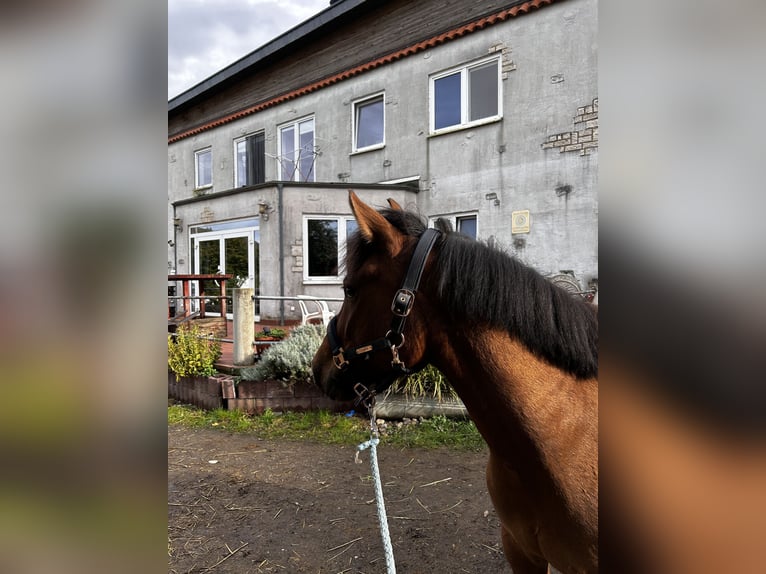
{"left": 388, "top": 364, "right": 457, "bottom": 401}
{"left": 168, "top": 405, "right": 485, "bottom": 451}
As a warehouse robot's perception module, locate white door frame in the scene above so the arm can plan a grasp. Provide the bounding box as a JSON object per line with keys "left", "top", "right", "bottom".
{"left": 191, "top": 225, "right": 258, "bottom": 318}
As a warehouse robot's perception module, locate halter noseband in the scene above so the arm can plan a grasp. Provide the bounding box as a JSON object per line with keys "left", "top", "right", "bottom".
{"left": 327, "top": 228, "right": 440, "bottom": 379}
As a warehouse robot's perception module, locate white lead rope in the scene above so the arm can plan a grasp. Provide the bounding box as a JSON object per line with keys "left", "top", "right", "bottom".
{"left": 357, "top": 425, "right": 397, "bottom": 573}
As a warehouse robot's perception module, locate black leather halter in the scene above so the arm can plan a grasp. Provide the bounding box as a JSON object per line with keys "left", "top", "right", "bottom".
{"left": 327, "top": 228, "right": 440, "bottom": 380}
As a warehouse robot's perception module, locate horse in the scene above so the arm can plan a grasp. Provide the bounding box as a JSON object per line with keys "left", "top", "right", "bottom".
{"left": 312, "top": 191, "right": 598, "bottom": 573}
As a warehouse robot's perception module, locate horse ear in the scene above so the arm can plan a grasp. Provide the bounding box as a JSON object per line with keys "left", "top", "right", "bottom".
{"left": 387, "top": 198, "right": 403, "bottom": 211}
{"left": 349, "top": 191, "right": 404, "bottom": 256}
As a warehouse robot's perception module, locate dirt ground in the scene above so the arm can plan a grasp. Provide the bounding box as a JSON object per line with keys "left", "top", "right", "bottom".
{"left": 168, "top": 424, "right": 512, "bottom": 573}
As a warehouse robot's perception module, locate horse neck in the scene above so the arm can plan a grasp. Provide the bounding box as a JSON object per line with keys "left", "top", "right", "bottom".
{"left": 429, "top": 326, "right": 598, "bottom": 507}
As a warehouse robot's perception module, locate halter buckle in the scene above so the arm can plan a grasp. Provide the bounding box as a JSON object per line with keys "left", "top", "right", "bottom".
{"left": 391, "top": 289, "right": 415, "bottom": 317}
{"left": 332, "top": 348, "right": 349, "bottom": 370}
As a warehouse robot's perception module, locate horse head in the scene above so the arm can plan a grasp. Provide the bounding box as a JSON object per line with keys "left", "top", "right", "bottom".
{"left": 312, "top": 191, "right": 437, "bottom": 401}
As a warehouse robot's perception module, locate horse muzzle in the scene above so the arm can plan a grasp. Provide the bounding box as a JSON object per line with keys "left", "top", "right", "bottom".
{"left": 313, "top": 357, "right": 399, "bottom": 402}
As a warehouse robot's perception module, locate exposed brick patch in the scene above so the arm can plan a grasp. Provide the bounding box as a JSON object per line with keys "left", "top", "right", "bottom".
{"left": 541, "top": 97, "right": 598, "bottom": 156}
{"left": 291, "top": 239, "right": 303, "bottom": 274}
{"left": 488, "top": 42, "right": 517, "bottom": 79}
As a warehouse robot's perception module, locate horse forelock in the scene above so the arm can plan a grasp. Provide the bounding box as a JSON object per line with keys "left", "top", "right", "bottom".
{"left": 345, "top": 208, "right": 428, "bottom": 274}
{"left": 345, "top": 207, "right": 598, "bottom": 379}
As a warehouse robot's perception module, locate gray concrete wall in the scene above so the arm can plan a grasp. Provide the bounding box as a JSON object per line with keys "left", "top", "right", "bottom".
{"left": 172, "top": 184, "right": 417, "bottom": 322}
{"left": 168, "top": 0, "right": 598, "bottom": 309}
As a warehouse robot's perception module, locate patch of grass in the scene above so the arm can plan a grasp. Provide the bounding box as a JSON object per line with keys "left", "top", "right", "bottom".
{"left": 167, "top": 405, "right": 485, "bottom": 451}
{"left": 388, "top": 415, "right": 485, "bottom": 451}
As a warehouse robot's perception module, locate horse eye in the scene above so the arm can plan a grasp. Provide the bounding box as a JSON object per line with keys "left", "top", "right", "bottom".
{"left": 343, "top": 286, "right": 356, "bottom": 299}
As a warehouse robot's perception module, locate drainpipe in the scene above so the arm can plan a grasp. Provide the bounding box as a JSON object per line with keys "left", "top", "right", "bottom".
{"left": 171, "top": 204, "right": 178, "bottom": 273}
{"left": 277, "top": 182, "right": 285, "bottom": 325}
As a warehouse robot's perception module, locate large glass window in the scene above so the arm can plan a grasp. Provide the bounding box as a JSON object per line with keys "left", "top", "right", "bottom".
{"left": 430, "top": 57, "right": 501, "bottom": 133}
{"left": 352, "top": 93, "right": 385, "bottom": 152}
{"left": 303, "top": 215, "right": 357, "bottom": 281}
{"left": 194, "top": 147, "right": 212, "bottom": 189}
{"left": 279, "top": 117, "right": 315, "bottom": 182}
{"left": 234, "top": 132, "right": 265, "bottom": 187}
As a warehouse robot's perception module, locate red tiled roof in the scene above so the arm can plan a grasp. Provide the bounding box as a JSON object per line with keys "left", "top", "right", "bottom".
{"left": 168, "top": 0, "right": 557, "bottom": 144}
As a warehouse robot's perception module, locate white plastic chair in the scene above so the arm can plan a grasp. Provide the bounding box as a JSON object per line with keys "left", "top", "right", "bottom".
{"left": 297, "top": 296, "right": 335, "bottom": 326}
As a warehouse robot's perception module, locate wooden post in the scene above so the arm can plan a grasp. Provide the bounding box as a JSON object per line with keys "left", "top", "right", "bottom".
{"left": 220, "top": 279, "right": 228, "bottom": 317}
{"left": 182, "top": 280, "right": 191, "bottom": 316}
{"left": 233, "top": 288, "right": 254, "bottom": 365}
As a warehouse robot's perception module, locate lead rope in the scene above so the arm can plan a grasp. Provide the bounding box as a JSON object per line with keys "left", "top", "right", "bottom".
{"left": 354, "top": 385, "right": 397, "bottom": 574}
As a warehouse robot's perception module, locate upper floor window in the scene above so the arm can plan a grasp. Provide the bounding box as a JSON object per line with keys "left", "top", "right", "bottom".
{"left": 430, "top": 56, "right": 501, "bottom": 134}
{"left": 456, "top": 214, "right": 478, "bottom": 239}
{"left": 234, "top": 132, "right": 265, "bottom": 187}
{"left": 303, "top": 215, "right": 358, "bottom": 282}
{"left": 194, "top": 147, "right": 212, "bottom": 189}
{"left": 430, "top": 213, "right": 478, "bottom": 239}
{"left": 352, "top": 93, "right": 385, "bottom": 153}
{"left": 278, "top": 117, "right": 315, "bottom": 182}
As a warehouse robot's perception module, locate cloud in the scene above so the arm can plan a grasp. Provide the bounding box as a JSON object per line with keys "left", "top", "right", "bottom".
{"left": 168, "top": 0, "right": 328, "bottom": 99}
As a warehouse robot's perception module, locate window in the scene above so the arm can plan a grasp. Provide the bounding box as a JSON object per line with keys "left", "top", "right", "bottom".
{"left": 278, "top": 117, "right": 315, "bottom": 182}
{"left": 430, "top": 213, "right": 478, "bottom": 239}
{"left": 194, "top": 147, "right": 212, "bottom": 189}
{"left": 430, "top": 56, "right": 501, "bottom": 134}
{"left": 352, "top": 93, "right": 384, "bottom": 152}
{"left": 456, "top": 215, "right": 477, "bottom": 239}
{"left": 234, "top": 132, "right": 265, "bottom": 187}
{"left": 303, "top": 215, "right": 357, "bottom": 281}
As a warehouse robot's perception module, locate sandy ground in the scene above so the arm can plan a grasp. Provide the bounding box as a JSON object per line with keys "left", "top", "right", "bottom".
{"left": 168, "top": 425, "right": 512, "bottom": 573}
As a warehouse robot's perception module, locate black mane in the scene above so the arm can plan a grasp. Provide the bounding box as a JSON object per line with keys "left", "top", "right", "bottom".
{"left": 347, "top": 208, "right": 598, "bottom": 379}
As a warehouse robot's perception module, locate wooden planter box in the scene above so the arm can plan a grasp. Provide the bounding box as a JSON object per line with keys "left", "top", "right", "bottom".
{"left": 167, "top": 372, "right": 237, "bottom": 410}
{"left": 227, "top": 380, "right": 354, "bottom": 415}
{"left": 168, "top": 372, "right": 353, "bottom": 414}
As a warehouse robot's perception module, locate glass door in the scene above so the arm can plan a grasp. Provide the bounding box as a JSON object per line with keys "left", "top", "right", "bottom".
{"left": 223, "top": 235, "right": 250, "bottom": 314}
{"left": 198, "top": 238, "right": 223, "bottom": 315}
{"left": 191, "top": 224, "right": 259, "bottom": 318}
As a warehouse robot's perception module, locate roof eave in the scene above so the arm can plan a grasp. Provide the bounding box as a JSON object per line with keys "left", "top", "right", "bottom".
{"left": 169, "top": 0, "right": 374, "bottom": 113}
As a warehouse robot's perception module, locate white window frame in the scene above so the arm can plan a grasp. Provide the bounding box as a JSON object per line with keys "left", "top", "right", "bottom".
{"left": 429, "top": 212, "right": 479, "bottom": 239}
{"left": 351, "top": 92, "right": 385, "bottom": 153}
{"left": 233, "top": 136, "right": 247, "bottom": 188}
{"left": 302, "top": 215, "right": 357, "bottom": 284}
{"left": 194, "top": 147, "right": 212, "bottom": 190}
{"left": 277, "top": 116, "right": 316, "bottom": 182}
{"left": 189, "top": 223, "right": 259, "bottom": 318}
{"left": 429, "top": 55, "right": 502, "bottom": 135}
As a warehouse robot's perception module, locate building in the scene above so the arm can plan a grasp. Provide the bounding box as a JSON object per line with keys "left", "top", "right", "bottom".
{"left": 168, "top": 0, "right": 598, "bottom": 322}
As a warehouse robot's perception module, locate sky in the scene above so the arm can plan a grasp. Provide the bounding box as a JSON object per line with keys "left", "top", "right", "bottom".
{"left": 168, "top": 0, "right": 331, "bottom": 100}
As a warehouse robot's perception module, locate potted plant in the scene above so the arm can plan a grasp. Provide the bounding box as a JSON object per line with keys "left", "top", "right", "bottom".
{"left": 253, "top": 327, "right": 287, "bottom": 356}
{"left": 376, "top": 365, "right": 467, "bottom": 419}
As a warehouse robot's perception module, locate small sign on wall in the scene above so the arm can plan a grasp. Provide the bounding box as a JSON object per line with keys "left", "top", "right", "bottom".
{"left": 512, "top": 210, "right": 530, "bottom": 234}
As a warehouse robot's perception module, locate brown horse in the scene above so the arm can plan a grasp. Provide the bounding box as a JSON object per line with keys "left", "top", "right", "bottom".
{"left": 312, "top": 191, "right": 598, "bottom": 573}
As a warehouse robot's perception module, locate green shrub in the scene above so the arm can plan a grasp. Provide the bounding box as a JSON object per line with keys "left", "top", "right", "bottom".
{"left": 167, "top": 323, "right": 221, "bottom": 380}
{"left": 388, "top": 364, "right": 457, "bottom": 401}
{"left": 240, "top": 324, "right": 326, "bottom": 383}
